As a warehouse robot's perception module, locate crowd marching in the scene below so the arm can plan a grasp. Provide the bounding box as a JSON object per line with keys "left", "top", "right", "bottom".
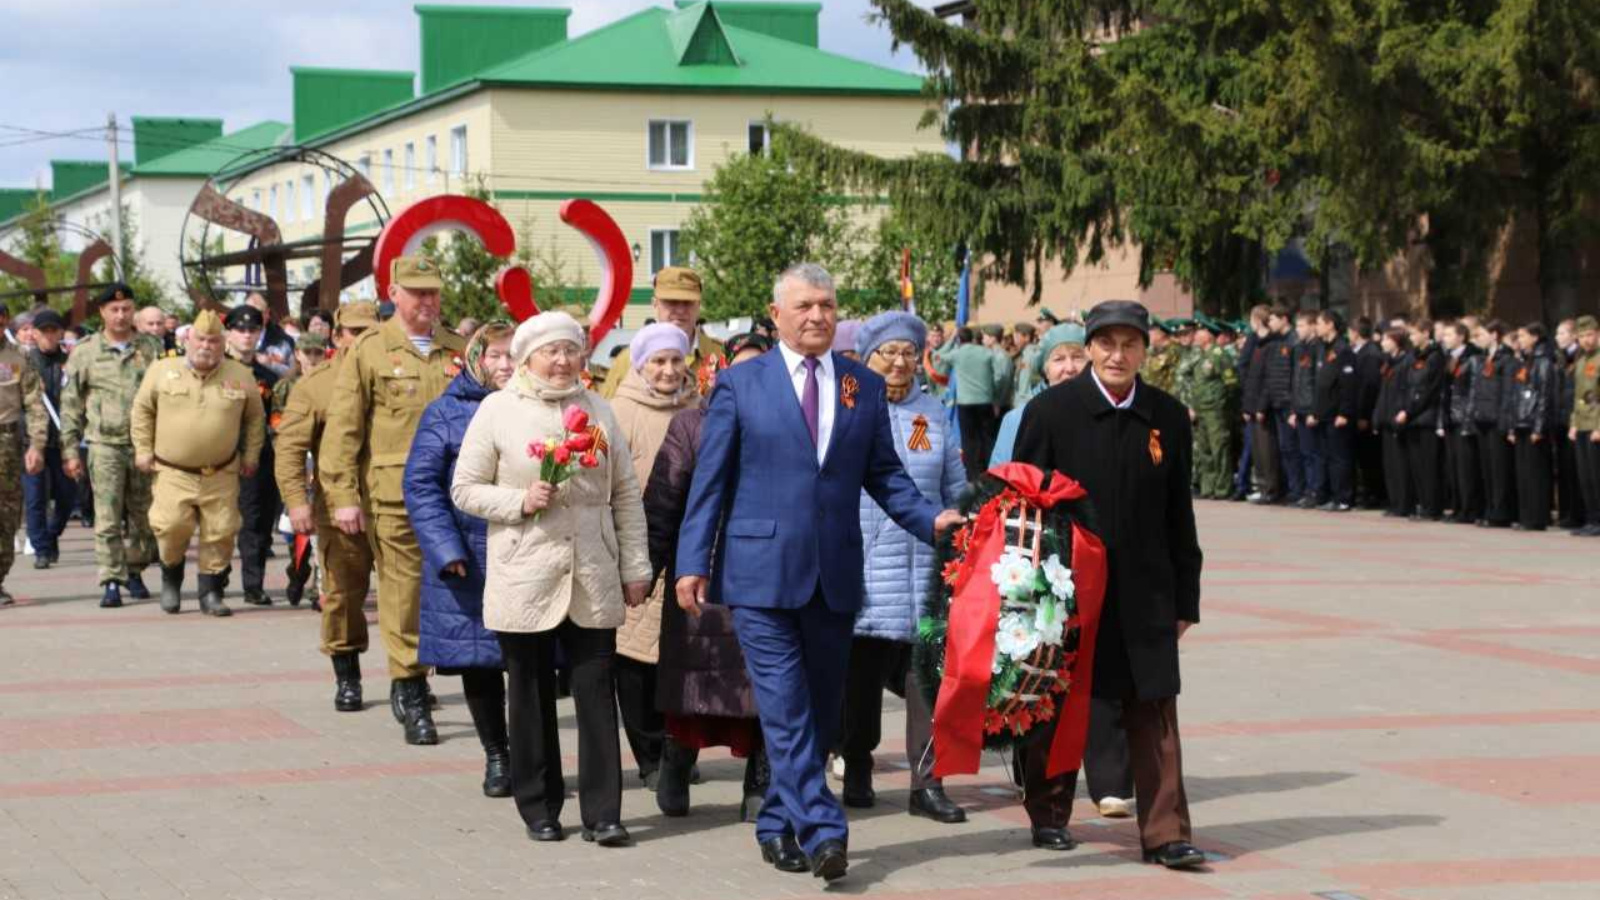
{"left": 3, "top": 255, "right": 1595, "bottom": 883}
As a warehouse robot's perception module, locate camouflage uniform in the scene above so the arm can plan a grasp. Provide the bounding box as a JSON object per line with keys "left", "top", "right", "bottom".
{"left": 0, "top": 338, "right": 50, "bottom": 592}
{"left": 1143, "top": 343, "right": 1184, "bottom": 394}
{"left": 60, "top": 332, "right": 164, "bottom": 585}
{"left": 1177, "top": 344, "right": 1239, "bottom": 498}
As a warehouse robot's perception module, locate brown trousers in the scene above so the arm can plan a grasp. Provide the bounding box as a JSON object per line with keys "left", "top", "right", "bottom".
{"left": 1022, "top": 695, "right": 1192, "bottom": 850}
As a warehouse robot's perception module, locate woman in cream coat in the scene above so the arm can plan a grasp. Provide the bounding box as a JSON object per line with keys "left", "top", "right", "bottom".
{"left": 452, "top": 312, "right": 652, "bottom": 848}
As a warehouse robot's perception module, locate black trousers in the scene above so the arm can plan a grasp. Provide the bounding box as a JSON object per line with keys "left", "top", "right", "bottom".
{"left": 1555, "top": 431, "right": 1587, "bottom": 527}
{"left": 1574, "top": 433, "right": 1600, "bottom": 526}
{"left": 1402, "top": 429, "right": 1444, "bottom": 517}
{"left": 1323, "top": 423, "right": 1355, "bottom": 506}
{"left": 236, "top": 443, "right": 280, "bottom": 593}
{"left": 957, "top": 404, "right": 999, "bottom": 480}
{"left": 1480, "top": 426, "right": 1518, "bottom": 525}
{"left": 1382, "top": 431, "right": 1414, "bottom": 515}
{"left": 1449, "top": 432, "right": 1484, "bottom": 522}
{"left": 613, "top": 656, "right": 663, "bottom": 779}
{"left": 498, "top": 622, "right": 622, "bottom": 830}
{"left": 1251, "top": 414, "right": 1281, "bottom": 497}
{"left": 461, "top": 667, "right": 508, "bottom": 751}
{"left": 1513, "top": 431, "right": 1554, "bottom": 530}
{"left": 1354, "top": 426, "right": 1385, "bottom": 507}
{"left": 839, "top": 636, "right": 937, "bottom": 790}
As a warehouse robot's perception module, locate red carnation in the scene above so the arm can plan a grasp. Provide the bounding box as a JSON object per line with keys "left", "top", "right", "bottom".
{"left": 565, "top": 432, "right": 595, "bottom": 453}
{"left": 579, "top": 451, "right": 600, "bottom": 469}
{"left": 562, "top": 405, "right": 590, "bottom": 434}
{"left": 552, "top": 446, "right": 572, "bottom": 466}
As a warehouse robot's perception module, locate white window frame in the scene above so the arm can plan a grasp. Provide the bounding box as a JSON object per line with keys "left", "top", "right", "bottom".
{"left": 251, "top": 188, "right": 262, "bottom": 212}
{"left": 301, "top": 174, "right": 316, "bottom": 220}
{"left": 268, "top": 184, "right": 279, "bottom": 222}
{"left": 646, "top": 119, "right": 694, "bottom": 171}
{"left": 322, "top": 170, "right": 334, "bottom": 204}
{"left": 747, "top": 120, "right": 770, "bottom": 156}
{"left": 449, "top": 125, "right": 468, "bottom": 176}
{"left": 425, "top": 135, "right": 438, "bottom": 183}
{"left": 357, "top": 153, "right": 372, "bottom": 180}
{"left": 649, "top": 227, "right": 683, "bottom": 276}
{"left": 404, "top": 142, "right": 415, "bottom": 191}
{"left": 284, "top": 179, "right": 297, "bottom": 223}
{"left": 382, "top": 148, "right": 395, "bottom": 194}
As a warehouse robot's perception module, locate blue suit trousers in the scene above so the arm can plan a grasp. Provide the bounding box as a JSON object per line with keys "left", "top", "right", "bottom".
{"left": 732, "top": 594, "right": 854, "bottom": 854}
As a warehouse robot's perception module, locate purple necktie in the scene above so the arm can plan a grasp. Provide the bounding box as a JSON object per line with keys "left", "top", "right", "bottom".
{"left": 801, "top": 356, "right": 821, "bottom": 446}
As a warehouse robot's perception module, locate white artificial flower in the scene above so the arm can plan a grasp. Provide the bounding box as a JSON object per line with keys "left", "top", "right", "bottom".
{"left": 1034, "top": 598, "right": 1066, "bottom": 645}
{"left": 1042, "top": 553, "right": 1075, "bottom": 600}
{"left": 994, "top": 611, "right": 1040, "bottom": 662}
{"left": 990, "top": 549, "right": 1038, "bottom": 600}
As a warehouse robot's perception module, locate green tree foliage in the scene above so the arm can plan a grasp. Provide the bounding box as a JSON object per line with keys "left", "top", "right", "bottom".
{"left": 680, "top": 146, "right": 852, "bottom": 320}
{"left": 95, "top": 205, "right": 172, "bottom": 310}
{"left": 0, "top": 193, "right": 76, "bottom": 311}
{"left": 780, "top": 0, "right": 1600, "bottom": 322}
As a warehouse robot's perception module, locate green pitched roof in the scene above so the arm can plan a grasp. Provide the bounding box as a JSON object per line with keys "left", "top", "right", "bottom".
{"left": 0, "top": 188, "right": 43, "bottom": 223}
{"left": 477, "top": 3, "right": 923, "bottom": 95}
{"left": 132, "top": 120, "right": 290, "bottom": 177}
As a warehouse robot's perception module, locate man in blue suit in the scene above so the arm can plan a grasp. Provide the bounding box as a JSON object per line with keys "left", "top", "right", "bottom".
{"left": 676, "top": 263, "right": 964, "bottom": 882}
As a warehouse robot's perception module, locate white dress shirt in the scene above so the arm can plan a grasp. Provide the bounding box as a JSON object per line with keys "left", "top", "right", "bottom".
{"left": 778, "top": 341, "right": 837, "bottom": 464}
{"left": 1091, "top": 368, "right": 1137, "bottom": 410}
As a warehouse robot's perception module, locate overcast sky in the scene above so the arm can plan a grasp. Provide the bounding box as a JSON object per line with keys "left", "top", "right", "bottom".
{"left": 0, "top": 0, "right": 938, "bottom": 187}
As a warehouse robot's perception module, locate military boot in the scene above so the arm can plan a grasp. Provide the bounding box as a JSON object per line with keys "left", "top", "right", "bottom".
{"left": 197, "top": 573, "right": 232, "bottom": 618}
{"left": 124, "top": 571, "right": 151, "bottom": 600}
{"left": 99, "top": 582, "right": 122, "bottom": 608}
{"left": 392, "top": 677, "right": 439, "bottom": 746}
{"left": 159, "top": 561, "right": 185, "bottom": 614}
{"left": 656, "top": 738, "right": 697, "bottom": 817}
{"left": 331, "top": 653, "right": 363, "bottom": 712}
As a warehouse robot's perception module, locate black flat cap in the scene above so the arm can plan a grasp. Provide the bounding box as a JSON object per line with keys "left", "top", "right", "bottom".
{"left": 224, "top": 305, "right": 264, "bottom": 331}
{"left": 1084, "top": 300, "right": 1151, "bottom": 342}
{"left": 95, "top": 282, "right": 135, "bottom": 306}
{"left": 31, "top": 309, "right": 65, "bottom": 331}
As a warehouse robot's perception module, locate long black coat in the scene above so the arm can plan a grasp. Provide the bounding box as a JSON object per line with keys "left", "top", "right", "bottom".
{"left": 1015, "top": 372, "right": 1203, "bottom": 701}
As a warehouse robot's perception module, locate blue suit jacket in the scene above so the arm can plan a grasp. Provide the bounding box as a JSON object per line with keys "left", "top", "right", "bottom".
{"left": 675, "top": 349, "right": 938, "bottom": 613}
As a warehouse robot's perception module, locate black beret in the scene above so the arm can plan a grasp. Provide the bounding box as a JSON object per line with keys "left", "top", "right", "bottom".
{"left": 224, "top": 305, "right": 264, "bottom": 330}
{"left": 1084, "top": 300, "right": 1152, "bottom": 343}
{"left": 31, "top": 309, "right": 66, "bottom": 331}
{"left": 95, "top": 282, "right": 135, "bottom": 306}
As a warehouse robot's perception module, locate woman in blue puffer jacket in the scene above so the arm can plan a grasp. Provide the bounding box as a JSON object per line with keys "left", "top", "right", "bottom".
{"left": 403, "top": 321, "right": 517, "bottom": 797}
{"left": 837, "top": 311, "right": 969, "bottom": 824}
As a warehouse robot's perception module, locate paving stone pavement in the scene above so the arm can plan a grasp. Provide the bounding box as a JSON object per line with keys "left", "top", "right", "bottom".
{"left": 1, "top": 502, "right": 1597, "bottom": 900}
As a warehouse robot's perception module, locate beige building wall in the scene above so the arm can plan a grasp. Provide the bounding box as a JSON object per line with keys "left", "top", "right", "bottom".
{"left": 970, "top": 242, "right": 1195, "bottom": 326}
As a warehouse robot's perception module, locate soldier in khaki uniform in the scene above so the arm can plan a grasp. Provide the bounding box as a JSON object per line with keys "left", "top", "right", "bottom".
{"left": 0, "top": 329, "right": 49, "bottom": 605}
{"left": 60, "top": 283, "right": 164, "bottom": 608}
{"left": 276, "top": 302, "right": 379, "bottom": 711}
{"left": 599, "top": 266, "right": 724, "bottom": 399}
{"left": 131, "top": 311, "right": 266, "bottom": 617}
{"left": 322, "top": 258, "right": 465, "bottom": 744}
{"left": 1568, "top": 315, "right": 1600, "bottom": 537}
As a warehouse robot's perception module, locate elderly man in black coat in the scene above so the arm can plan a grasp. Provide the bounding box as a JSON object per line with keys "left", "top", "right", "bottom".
{"left": 1014, "top": 299, "right": 1206, "bottom": 870}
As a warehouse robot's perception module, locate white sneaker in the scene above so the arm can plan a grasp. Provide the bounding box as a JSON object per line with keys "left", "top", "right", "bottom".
{"left": 829, "top": 755, "right": 845, "bottom": 781}
{"left": 1098, "top": 797, "right": 1133, "bottom": 818}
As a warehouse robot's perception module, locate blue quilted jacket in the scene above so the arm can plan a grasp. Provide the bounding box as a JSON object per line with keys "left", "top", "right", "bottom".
{"left": 856, "top": 390, "right": 967, "bottom": 641}
{"left": 404, "top": 372, "right": 502, "bottom": 670}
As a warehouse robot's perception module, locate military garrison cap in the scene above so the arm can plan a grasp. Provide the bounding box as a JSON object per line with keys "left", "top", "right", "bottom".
{"left": 653, "top": 266, "right": 703, "bottom": 302}
{"left": 391, "top": 255, "right": 444, "bottom": 290}
{"left": 191, "top": 309, "right": 224, "bottom": 336}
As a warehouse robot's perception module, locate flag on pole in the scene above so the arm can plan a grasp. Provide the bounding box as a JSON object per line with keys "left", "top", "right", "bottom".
{"left": 955, "top": 254, "right": 972, "bottom": 327}
{"left": 900, "top": 247, "right": 915, "bottom": 315}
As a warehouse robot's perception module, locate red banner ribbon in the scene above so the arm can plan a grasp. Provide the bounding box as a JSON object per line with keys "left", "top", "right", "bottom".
{"left": 932, "top": 464, "right": 1106, "bottom": 778}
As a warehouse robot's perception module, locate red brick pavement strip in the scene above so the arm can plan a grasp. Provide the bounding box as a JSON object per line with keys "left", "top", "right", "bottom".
{"left": 0, "top": 758, "right": 483, "bottom": 799}
{"left": 735, "top": 876, "right": 1232, "bottom": 900}
{"left": 1385, "top": 632, "right": 1600, "bottom": 676}
{"left": 0, "top": 707, "right": 312, "bottom": 752}
{"left": 0, "top": 669, "right": 329, "bottom": 693}
{"left": 1326, "top": 856, "right": 1600, "bottom": 889}
{"left": 1373, "top": 755, "right": 1600, "bottom": 806}
{"left": 1183, "top": 708, "right": 1600, "bottom": 739}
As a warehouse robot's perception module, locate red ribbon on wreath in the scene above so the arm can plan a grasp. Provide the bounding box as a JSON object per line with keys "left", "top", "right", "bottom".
{"left": 932, "top": 462, "right": 1108, "bottom": 779}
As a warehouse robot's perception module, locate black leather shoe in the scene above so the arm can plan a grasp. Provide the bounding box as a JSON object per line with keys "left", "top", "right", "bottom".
{"left": 909, "top": 786, "right": 967, "bottom": 823}
{"left": 809, "top": 839, "right": 848, "bottom": 881}
{"left": 159, "top": 562, "right": 184, "bottom": 614}
{"left": 242, "top": 590, "right": 272, "bottom": 606}
{"left": 526, "top": 821, "right": 565, "bottom": 842}
{"left": 842, "top": 761, "right": 875, "bottom": 808}
{"left": 1143, "top": 841, "right": 1206, "bottom": 868}
{"left": 99, "top": 582, "right": 122, "bottom": 608}
{"left": 581, "top": 822, "right": 630, "bottom": 847}
{"left": 483, "top": 745, "right": 512, "bottom": 798}
{"left": 760, "top": 835, "right": 808, "bottom": 873}
{"left": 33, "top": 555, "right": 50, "bottom": 569}
{"left": 0, "top": 590, "right": 13, "bottom": 606}
{"left": 124, "top": 572, "right": 151, "bottom": 600}
{"left": 1031, "top": 827, "right": 1077, "bottom": 850}
{"left": 656, "top": 741, "right": 694, "bottom": 817}
{"left": 332, "top": 653, "right": 363, "bottom": 712}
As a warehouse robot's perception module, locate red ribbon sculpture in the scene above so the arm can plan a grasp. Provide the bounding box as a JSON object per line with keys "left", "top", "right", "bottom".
{"left": 932, "top": 462, "right": 1108, "bottom": 779}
